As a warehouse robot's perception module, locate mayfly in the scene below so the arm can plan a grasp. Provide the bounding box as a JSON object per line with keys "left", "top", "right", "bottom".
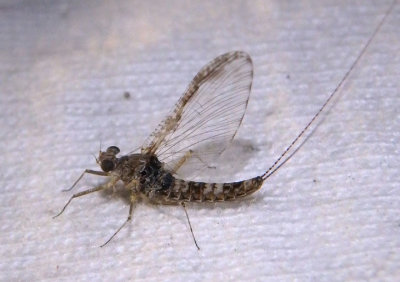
{"left": 54, "top": 2, "right": 395, "bottom": 249}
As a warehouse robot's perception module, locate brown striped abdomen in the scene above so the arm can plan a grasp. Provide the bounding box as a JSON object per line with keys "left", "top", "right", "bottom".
{"left": 165, "top": 176, "right": 264, "bottom": 203}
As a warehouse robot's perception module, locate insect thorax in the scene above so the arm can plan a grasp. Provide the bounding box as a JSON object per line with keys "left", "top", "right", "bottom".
{"left": 115, "top": 153, "right": 174, "bottom": 198}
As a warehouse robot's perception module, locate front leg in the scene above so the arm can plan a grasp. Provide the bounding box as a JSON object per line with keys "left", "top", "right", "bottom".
{"left": 53, "top": 177, "right": 117, "bottom": 218}
{"left": 63, "top": 169, "right": 109, "bottom": 192}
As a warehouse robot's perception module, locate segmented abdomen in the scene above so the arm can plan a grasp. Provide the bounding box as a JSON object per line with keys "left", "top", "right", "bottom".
{"left": 165, "top": 176, "right": 264, "bottom": 202}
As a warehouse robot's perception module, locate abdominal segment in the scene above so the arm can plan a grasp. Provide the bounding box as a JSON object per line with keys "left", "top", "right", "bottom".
{"left": 164, "top": 176, "right": 264, "bottom": 202}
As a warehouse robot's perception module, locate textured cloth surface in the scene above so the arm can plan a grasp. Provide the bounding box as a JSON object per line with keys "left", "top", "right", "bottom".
{"left": 1, "top": 0, "right": 399, "bottom": 281}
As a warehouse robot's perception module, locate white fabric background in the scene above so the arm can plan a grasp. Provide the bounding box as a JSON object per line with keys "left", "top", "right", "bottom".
{"left": 1, "top": 0, "right": 399, "bottom": 281}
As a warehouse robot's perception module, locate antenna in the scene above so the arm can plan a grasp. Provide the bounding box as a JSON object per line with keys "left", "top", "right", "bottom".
{"left": 262, "top": 0, "right": 396, "bottom": 181}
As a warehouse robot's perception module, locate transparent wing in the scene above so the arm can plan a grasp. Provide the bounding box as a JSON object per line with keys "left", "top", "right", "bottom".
{"left": 141, "top": 51, "right": 253, "bottom": 174}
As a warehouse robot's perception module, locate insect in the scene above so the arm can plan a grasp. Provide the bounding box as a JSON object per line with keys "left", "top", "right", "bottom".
{"left": 53, "top": 2, "right": 394, "bottom": 249}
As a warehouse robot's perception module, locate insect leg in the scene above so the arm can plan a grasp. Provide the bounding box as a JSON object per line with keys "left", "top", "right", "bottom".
{"left": 181, "top": 202, "right": 200, "bottom": 250}
{"left": 63, "top": 169, "right": 108, "bottom": 192}
{"left": 100, "top": 192, "right": 137, "bottom": 247}
{"left": 53, "top": 184, "right": 107, "bottom": 218}
{"left": 172, "top": 150, "right": 193, "bottom": 172}
{"left": 173, "top": 150, "right": 215, "bottom": 173}
{"left": 192, "top": 151, "right": 216, "bottom": 169}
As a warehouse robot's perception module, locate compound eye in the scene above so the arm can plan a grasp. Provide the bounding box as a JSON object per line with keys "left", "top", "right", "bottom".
{"left": 106, "top": 146, "right": 120, "bottom": 155}
{"left": 107, "top": 146, "right": 120, "bottom": 154}
{"left": 101, "top": 160, "right": 115, "bottom": 172}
